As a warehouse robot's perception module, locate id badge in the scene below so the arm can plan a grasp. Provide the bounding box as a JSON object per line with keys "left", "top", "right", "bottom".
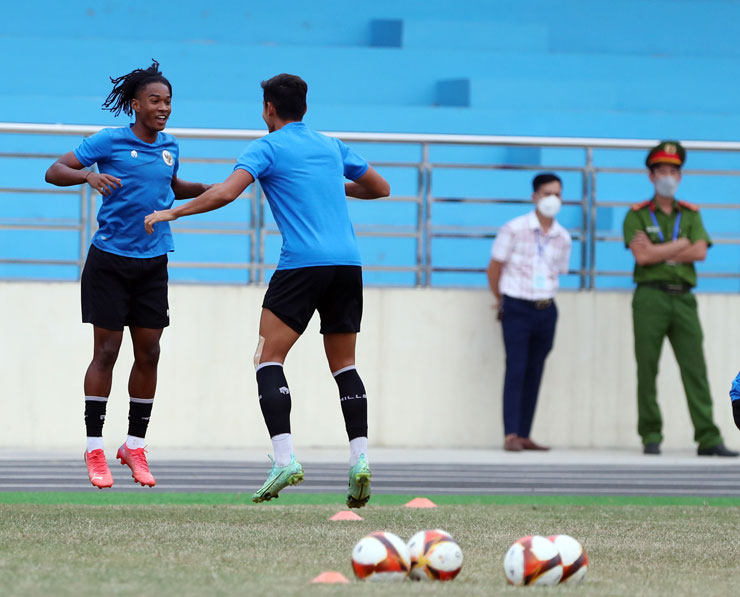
{"left": 533, "top": 261, "right": 548, "bottom": 290}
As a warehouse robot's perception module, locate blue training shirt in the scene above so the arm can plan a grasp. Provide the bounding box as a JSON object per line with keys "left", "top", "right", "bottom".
{"left": 235, "top": 122, "right": 368, "bottom": 269}
{"left": 731, "top": 371, "right": 740, "bottom": 402}
{"left": 74, "top": 125, "right": 180, "bottom": 258}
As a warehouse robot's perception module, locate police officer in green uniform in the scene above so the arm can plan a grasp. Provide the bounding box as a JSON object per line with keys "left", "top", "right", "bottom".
{"left": 623, "top": 141, "right": 737, "bottom": 457}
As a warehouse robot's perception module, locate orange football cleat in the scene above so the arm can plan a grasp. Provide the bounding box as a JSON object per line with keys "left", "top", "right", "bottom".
{"left": 84, "top": 449, "right": 114, "bottom": 489}
{"left": 116, "top": 444, "right": 156, "bottom": 487}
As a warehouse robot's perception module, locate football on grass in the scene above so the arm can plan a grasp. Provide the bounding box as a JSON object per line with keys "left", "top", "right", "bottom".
{"left": 407, "top": 529, "right": 463, "bottom": 581}
{"left": 503, "top": 535, "right": 563, "bottom": 586}
{"left": 548, "top": 534, "right": 588, "bottom": 583}
{"left": 351, "top": 531, "right": 410, "bottom": 582}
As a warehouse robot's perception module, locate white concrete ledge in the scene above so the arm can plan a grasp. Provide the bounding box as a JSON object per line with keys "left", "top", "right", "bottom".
{"left": 1, "top": 282, "right": 738, "bottom": 452}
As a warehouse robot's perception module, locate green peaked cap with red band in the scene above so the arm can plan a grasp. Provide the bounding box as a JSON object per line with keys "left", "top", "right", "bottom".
{"left": 646, "top": 140, "right": 686, "bottom": 168}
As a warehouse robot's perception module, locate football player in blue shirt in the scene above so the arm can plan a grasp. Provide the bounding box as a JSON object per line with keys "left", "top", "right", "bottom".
{"left": 145, "top": 73, "right": 390, "bottom": 508}
{"left": 45, "top": 61, "right": 209, "bottom": 490}
{"left": 731, "top": 372, "right": 740, "bottom": 429}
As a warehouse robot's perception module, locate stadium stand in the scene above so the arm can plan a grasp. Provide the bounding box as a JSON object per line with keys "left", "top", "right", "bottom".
{"left": 2, "top": 0, "right": 740, "bottom": 289}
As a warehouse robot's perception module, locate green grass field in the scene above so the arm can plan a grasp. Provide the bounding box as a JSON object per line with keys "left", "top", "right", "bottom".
{"left": 2, "top": 493, "right": 740, "bottom": 596}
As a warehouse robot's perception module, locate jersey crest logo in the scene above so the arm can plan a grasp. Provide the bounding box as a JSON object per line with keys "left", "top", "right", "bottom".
{"left": 130, "top": 150, "right": 138, "bottom": 158}
{"left": 162, "top": 150, "right": 173, "bottom": 166}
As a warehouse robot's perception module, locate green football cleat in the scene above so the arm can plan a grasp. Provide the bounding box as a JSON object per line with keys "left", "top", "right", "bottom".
{"left": 251, "top": 454, "right": 304, "bottom": 503}
{"left": 346, "top": 453, "right": 372, "bottom": 508}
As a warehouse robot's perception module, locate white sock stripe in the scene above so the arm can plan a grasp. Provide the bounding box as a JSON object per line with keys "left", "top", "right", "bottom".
{"left": 332, "top": 365, "right": 357, "bottom": 377}
{"left": 270, "top": 432, "right": 294, "bottom": 467}
{"left": 126, "top": 435, "right": 147, "bottom": 450}
{"left": 86, "top": 437, "right": 104, "bottom": 452}
{"left": 129, "top": 397, "right": 155, "bottom": 404}
{"left": 256, "top": 361, "right": 284, "bottom": 372}
{"left": 349, "top": 436, "right": 368, "bottom": 466}
{"left": 85, "top": 396, "right": 108, "bottom": 402}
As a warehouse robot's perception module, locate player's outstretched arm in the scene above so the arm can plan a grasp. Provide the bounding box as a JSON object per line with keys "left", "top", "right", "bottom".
{"left": 45, "top": 151, "right": 122, "bottom": 196}
{"left": 171, "top": 176, "right": 212, "bottom": 200}
{"left": 345, "top": 166, "right": 390, "bottom": 200}
{"left": 145, "top": 169, "right": 254, "bottom": 234}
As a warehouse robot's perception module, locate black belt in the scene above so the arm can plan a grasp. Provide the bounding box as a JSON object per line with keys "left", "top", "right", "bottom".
{"left": 504, "top": 295, "right": 554, "bottom": 309}
{"left": 638, "top": 282, "right": 692, "bottom": 295}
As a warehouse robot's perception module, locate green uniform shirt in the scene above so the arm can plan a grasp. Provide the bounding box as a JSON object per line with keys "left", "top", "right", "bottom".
{"left": 622, "top": 198, "right": 711, "bottom": 287}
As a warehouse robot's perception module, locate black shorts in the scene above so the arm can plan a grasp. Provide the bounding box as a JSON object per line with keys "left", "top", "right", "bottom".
{"left": 81, "top": 244, "right": 170, "bottom": 331}
{"left": 263, "top": 265, "right": 363, "bottom": 335}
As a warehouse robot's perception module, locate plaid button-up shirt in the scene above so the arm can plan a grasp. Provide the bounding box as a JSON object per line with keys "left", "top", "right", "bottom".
{"left": 491, "top": 211, "right": 572, "bottom": 300}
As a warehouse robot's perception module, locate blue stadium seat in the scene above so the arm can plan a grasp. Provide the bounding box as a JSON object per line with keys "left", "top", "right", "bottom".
{"left": 3, "top": 0, "right": 740, "bottom": 288}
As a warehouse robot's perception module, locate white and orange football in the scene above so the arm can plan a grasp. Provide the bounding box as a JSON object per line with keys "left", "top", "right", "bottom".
{"left": 503, "top": 535, "right": 563, "bottom": 586}
{"left": 407, "top": 529, "right": 463, "bottom": 581}
{"left": 548, "top": 534, "right": 589, "bottom": 583}
{"left": 351, "top": 531, "right": 411, "bottom": 582}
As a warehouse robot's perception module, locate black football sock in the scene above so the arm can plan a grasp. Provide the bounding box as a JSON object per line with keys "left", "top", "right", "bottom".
{"left": 84, "top": 396, "right": 108, "bottom": 437}
{"left": 127, "top": 398, "right": 154, "bottom": 439}
{"left": 257, "top": 363, "right": 292, "bottom": 437}
{"left": 334, "top": 366, "right": 368, "bottom": 441}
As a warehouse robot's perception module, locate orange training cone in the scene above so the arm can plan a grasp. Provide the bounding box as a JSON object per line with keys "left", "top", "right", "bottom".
{"left": 329, "top": 510, "right": 364, "bottom": 521}
{"left": 310, "top": 571, "right": 350, "bottom": 584}
{"left": 404, "top": 497, "right": 438, "bottom": 508}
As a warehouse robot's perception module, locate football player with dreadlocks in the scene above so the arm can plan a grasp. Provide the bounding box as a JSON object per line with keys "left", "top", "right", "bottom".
{"left": 45, "top": 61, "right": 209, "bottom": 489}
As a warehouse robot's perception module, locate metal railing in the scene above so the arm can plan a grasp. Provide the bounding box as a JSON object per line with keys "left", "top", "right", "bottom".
{"left": 3, "top": 122, "right": 740, "bottom": 288}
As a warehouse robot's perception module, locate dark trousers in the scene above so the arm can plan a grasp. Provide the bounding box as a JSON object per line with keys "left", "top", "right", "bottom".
{"left": 501, "top": 295, "right": 558, "bottom": 438}
{"left": 632, "top": 285, "right": 721, "bottom": 449}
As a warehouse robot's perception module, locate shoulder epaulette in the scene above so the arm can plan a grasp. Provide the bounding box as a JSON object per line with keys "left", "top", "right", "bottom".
{"left": 678, "top": 200, "right": 699, "bottom": 212}
{"left": 631, "top": 200, "right": 652, "bottom": 211}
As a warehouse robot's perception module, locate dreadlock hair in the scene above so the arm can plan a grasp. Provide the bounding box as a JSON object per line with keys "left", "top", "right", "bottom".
{"left": 102, "top": 60, "right": 172, "bottom": 117}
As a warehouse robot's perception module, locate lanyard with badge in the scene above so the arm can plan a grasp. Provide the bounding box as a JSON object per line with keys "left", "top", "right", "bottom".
{"left": 649, "top": 210, "right": 681, "bottom": 243}
{"left": 533, "top": 229, "right": 551, "bottom": 290}
{"left": 649, "top": 209, "right": 682, "bottom": 265}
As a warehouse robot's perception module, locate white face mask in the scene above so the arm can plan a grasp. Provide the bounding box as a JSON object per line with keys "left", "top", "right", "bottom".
{"left": 655, "top": 175, "right": 679, "bottom": 197}
{"left": 537, "top": 194, "right": 561, "bottom": 218}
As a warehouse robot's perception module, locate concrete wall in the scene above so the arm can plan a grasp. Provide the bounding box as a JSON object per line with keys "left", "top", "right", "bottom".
{"left": 2, "top": 282, "right": 739, "bottom": 451}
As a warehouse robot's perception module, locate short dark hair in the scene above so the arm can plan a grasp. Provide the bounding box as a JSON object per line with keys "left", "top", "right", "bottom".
{"left": 261, "top": 73, "right": 307, "bottom": 121}
{"left": 532, "top": 172, "right": 562, "bottom": 193}
{"left": 102, "top": 60, "right": 171, "bottom": 117}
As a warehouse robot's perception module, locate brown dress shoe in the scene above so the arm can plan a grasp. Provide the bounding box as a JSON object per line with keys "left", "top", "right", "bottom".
{"left": 520, "top": 438, "right": 550, "bottom": 451}
{"left": 504, "top": 434, "right": 523, "bottom": 452}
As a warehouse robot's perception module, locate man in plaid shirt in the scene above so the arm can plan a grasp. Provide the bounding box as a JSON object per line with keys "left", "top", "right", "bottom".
{"left": 487, "top": 173, "right": 572, "bottom": 452}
